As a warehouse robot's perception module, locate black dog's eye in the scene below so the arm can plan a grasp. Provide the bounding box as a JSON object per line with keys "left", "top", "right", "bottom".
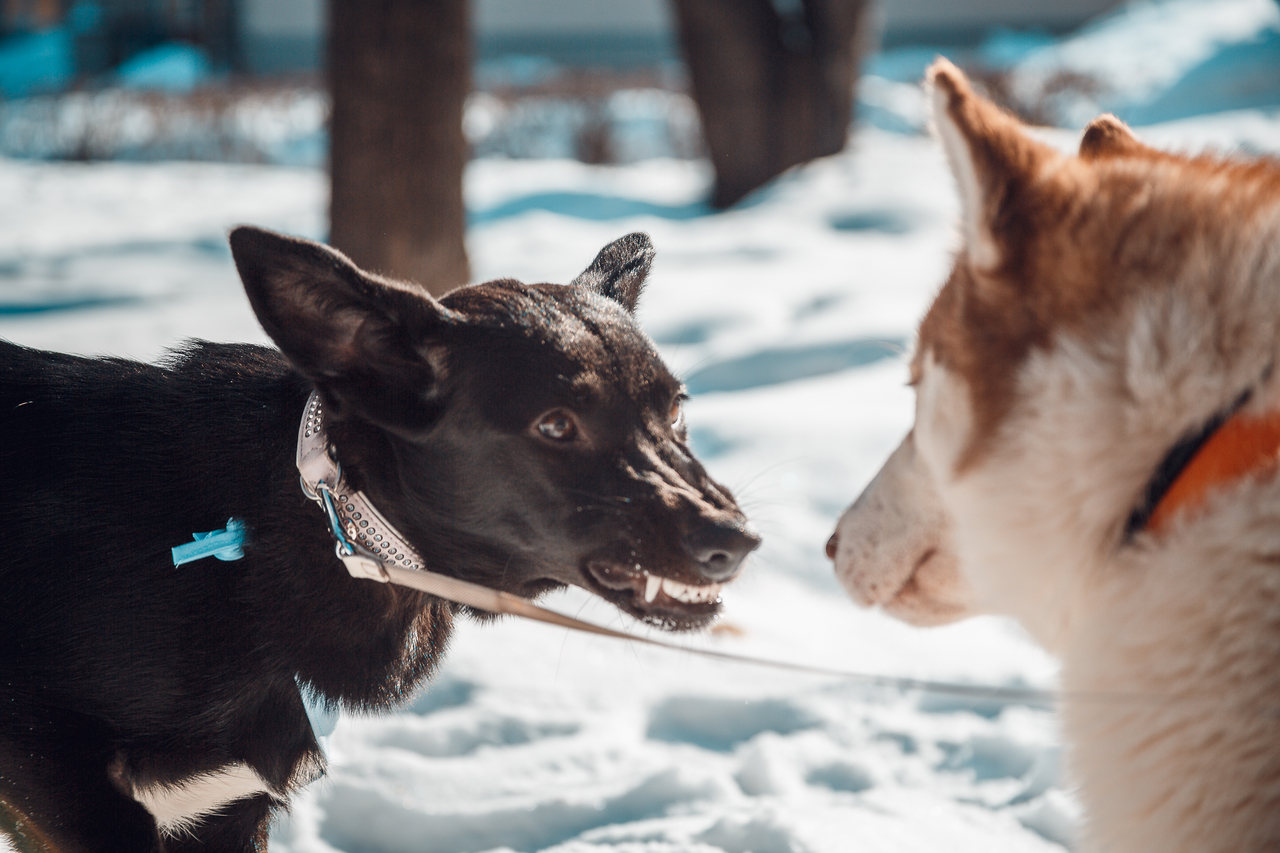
{"left": 670, "top": 396, "right": 687, "bottom": 431}
{"left": 536, "top": 411, "right": 577, "bottom": 441}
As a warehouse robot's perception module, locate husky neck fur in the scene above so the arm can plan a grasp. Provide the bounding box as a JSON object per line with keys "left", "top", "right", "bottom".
{"left": 830, "top": 59, "right": 1280, "bottom": 851}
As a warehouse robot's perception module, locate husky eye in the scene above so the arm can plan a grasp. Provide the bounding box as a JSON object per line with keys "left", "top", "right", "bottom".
{"left": 536, "top": 410, "right": 577, "bottom": 442}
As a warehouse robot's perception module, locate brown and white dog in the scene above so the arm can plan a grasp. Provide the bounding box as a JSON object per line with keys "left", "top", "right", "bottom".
{"left": 828, "top": 59, "right": 1280, "bottom": 851}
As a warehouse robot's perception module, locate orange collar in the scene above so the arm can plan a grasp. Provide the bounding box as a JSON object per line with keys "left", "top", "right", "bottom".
{"left": 1146, "top": 407, "right": 1280, "bottom": 534}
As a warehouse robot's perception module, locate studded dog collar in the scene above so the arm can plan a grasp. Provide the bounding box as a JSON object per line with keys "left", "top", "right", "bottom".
{"left": 296, "top": 392, "right": 427, "bottom": 583}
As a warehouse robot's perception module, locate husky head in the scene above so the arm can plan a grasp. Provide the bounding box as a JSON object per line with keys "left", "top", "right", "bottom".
{"left": 827, "top": 59, "right": 1280, "bottom": 650}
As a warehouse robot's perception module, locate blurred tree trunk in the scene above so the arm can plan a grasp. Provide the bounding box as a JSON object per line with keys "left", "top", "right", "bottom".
{"left": 671, "top": 0, "right": 869, "bottom": 209}
{"left": 201, "top": 0, "right": 238, "bottom": 71}
{"left": 329, "top": 0, "right": 470, "bottom": 296}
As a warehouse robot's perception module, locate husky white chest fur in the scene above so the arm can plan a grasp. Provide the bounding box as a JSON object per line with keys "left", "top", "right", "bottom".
{"left": 829, "top": 59, "right": 1280, "bottom": 852}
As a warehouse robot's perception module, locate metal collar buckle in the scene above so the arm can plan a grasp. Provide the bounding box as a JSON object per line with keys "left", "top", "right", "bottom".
{"left": 296, "top": 392, "right": 423, "bottom": 583}
{"left": 309, "top": 475, "right": 390, "bottom": 583}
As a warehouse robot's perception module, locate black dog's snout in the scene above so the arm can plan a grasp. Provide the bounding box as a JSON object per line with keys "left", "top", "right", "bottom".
{"left": 684, "top": 519, "right": 761, "bottom": 581}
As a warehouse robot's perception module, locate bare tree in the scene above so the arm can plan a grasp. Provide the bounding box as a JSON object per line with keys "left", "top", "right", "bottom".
{"left": 670, "top": 0, "right": 869, "bottom": 209}
{"left": 328, "top": 0, "right": 470, "bottom": 296}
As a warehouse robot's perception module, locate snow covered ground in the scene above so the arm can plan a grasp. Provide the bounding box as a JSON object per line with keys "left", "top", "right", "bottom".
{"left": 5, "top": 105, "right": 1280, "bottom": 852}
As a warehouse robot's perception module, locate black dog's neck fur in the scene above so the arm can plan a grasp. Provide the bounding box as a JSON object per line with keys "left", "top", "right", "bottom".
{"left": 157, "top": 342, "right": 454, "bottom": 712}
{"left": 1, "top": 339, "right": 450, "bottom": 798}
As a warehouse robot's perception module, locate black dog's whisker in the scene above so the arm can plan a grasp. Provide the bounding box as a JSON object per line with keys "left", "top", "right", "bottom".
{"left": 562, "top": 487, "right": 637, "bottom": 506}
{"left": 728, "top": 457, "right": 808, "bottom": 497}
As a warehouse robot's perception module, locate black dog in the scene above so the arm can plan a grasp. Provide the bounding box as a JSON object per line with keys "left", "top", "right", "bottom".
{"left": 0, "top": 227, "right": 759, "bottom": 852}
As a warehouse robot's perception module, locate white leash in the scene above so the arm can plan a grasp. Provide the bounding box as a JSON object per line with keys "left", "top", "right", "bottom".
{"left": 378, "top": 561, "right": 1061, "bottom": 703}
{"left": 296, "top": 392, "right": 1059, "bottom": 704}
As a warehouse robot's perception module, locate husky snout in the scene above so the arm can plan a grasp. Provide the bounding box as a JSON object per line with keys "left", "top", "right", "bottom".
{"left": 828, "top": 433, "right": 974, "bottom": 627}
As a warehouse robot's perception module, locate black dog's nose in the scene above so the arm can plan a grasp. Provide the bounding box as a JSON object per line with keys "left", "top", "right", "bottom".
{"left": 685, "top": 519, "right": 761, "bottom": 582}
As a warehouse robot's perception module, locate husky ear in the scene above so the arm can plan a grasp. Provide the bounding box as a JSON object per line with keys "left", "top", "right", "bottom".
{"left": 1078, "top": 114, "right": 1151, "bottom": 160}
{"left": 229, "top": 226, "right": 454, "bottom": 436}
{"left": 927, "top": 58, "right": 1061, "bottom": 273}
{"left": 570, "top": 232, "right": 654, "bottom": 314}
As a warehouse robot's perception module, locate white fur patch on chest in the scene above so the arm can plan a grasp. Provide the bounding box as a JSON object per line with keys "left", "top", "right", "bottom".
{"left": 131, "top": 763, "right": 272, "bottom": 837}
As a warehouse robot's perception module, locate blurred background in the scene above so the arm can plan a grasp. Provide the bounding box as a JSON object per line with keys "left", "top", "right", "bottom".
{"left": 3, "top": 0, "right": 1278, "bottom": 294}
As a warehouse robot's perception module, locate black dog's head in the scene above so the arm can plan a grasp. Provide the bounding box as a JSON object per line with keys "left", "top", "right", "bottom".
{"left": 229, "top": 227, "right": 759, "bottom": 630}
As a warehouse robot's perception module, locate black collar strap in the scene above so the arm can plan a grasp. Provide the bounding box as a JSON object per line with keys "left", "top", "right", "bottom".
{"left": 1123, "top": 389, "right": 1252, "bottom": 539}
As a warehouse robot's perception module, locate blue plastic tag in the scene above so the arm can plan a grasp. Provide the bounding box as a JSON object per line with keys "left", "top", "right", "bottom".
{"left": 171, "top": 517, "right": 247, "bottom": 567}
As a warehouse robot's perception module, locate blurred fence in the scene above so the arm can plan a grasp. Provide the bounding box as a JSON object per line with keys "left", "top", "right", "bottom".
{"left": 0, "top": 69, "right": 705, "bottom": 165}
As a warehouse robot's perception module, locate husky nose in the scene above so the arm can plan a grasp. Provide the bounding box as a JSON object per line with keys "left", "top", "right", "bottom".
{"left": 685, "top": 519, "right": 761, "bottom": 582}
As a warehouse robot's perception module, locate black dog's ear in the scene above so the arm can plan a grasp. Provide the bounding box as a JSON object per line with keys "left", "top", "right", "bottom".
{"left": 569, "top": 232, "right": 653, "bottom": 314}
{"left": 229, "top": 226, "right": 452, "bottom": 436}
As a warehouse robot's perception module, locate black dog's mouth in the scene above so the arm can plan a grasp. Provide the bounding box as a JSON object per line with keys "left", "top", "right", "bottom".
{"left": 583, "top": 559, "right": 724, "bottom": 629}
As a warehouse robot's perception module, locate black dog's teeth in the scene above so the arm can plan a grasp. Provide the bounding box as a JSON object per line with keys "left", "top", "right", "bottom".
{"left": 641, "top": 574, "right": 723, "bottom": 605}
{"left": 587, "top": 561, "right": 723, "bottom": 610}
